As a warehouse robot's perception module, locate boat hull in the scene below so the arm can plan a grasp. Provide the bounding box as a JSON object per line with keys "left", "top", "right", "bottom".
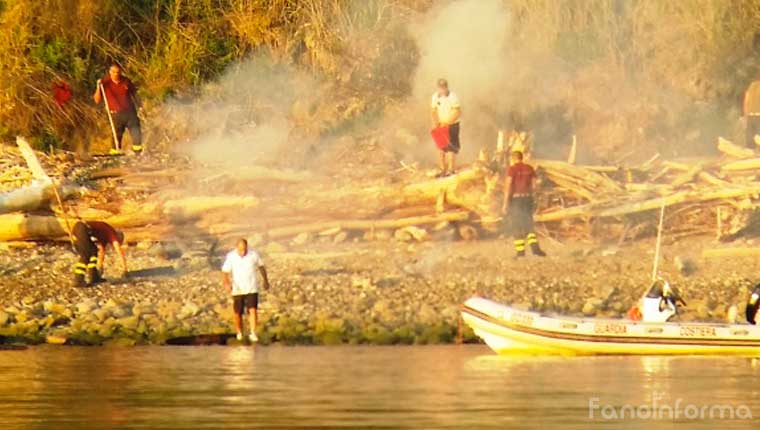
{"left": 461, "top": 297, "right": 760, "bottom": 356}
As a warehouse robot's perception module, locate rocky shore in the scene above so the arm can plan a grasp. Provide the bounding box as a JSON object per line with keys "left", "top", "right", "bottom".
{"left": 1, "top": 236, "right": 758, "bottom": 346}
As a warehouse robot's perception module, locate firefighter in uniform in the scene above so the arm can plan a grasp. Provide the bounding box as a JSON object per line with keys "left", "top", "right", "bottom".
{"left": 501, "top": 150, "right": 546, "bottom": 258}
{"left": 72, "top": 220, "right": 128, "bottom": 287}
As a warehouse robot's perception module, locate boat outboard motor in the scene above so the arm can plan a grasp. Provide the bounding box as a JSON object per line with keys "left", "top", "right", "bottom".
{"left": 747, "top": 284, "right": 760, "bottom": 325}
{"left": 641, "top": 280, "right": 685, "bottom": 323}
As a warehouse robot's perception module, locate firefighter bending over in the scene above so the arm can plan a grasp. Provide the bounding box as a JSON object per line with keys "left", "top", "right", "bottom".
{"left": 72, "top": 220, "right": 128, "bottom": 287}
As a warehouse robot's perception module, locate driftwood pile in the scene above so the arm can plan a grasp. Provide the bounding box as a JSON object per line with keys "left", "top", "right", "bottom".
{"left": 533, "top": 137, "right": 760, "bottom": 242}
{"left": 2, "top": 135, "right": 760, "bottom": 246}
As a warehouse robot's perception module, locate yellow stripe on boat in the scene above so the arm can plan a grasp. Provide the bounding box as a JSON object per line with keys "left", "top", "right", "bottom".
{"left": 461, "top": 297, "right": 760, "bottom": 356}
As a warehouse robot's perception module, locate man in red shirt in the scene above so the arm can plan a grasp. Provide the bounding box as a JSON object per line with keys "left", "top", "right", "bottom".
{"left": 71, "top": 220, "right": 128, "bottom": 287}
{"left": 502, "top": 150, "right": 546, "bottom": 258}
{"left": 93, "top": 62, "right": 143, "bottom": 155}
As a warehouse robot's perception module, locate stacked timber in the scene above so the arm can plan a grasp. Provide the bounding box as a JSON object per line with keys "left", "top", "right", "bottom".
{"left": 534, "top": 137, "right": 760, "bottom": 242}
{"left": 3, "top": 134, "right": 760, "bottom": 245}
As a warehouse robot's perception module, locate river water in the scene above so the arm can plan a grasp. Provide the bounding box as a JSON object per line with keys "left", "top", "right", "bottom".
{"left": 1, "top": 345, "right": 759, "bottom": 429}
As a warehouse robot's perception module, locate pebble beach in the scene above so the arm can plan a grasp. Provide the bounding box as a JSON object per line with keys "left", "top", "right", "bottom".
{"left": 1, "top": 235, "right": 758, "bottom": 347}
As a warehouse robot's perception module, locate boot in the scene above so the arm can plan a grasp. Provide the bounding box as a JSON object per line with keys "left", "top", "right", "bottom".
{"left": 514, "top": 239, "right": 526, "bottom": 259}
{"left": 88, "top": 267, "right": 105, "bottom": 285}
{"left": 73, "top": 273, "right": 87, "bottom": 288}
{"left": 73, "top": 262, "right": 88, "bottom": 287}
{"left": 530, "top": 243, "right": 547, "bottom": 257}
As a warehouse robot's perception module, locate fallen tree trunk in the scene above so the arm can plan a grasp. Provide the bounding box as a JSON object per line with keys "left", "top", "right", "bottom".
{"left": 266, "top": 211, "right": 470, "bottom": 239}
{"left": 702, "top": 248, "right": 760, "bottom": 258}
{"left": 536, "top": 184, "right": 760, "bottom": 222}
{"left": 717, "top": 137, "right": 754, "bottom": 159}
{"left": 721, "top": 158, "right": 760, "bottom": 172}
{"left": 203, "top": 165, "right": 314, "bottom": 183}
{"left": 0, "top": 181, "right": 53, "bottom": 214}
{"left": 163, "top": 196, "right": 259, "bottom": 218}
{"left": 400, "top": 167, "right": 499, "bottom": 217}
{"left": 0, "top": 213, "right": 69, "bottom": 241}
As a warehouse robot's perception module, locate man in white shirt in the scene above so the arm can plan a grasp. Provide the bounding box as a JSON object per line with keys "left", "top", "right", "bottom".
{"left": 221, "top": 238, "right": 271, "bottom": 342}
{"left": 431, "top": 78, "right": 461, "bottom": 176}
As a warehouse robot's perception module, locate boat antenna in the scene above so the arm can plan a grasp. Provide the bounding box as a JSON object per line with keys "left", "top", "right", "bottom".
{"left": 651, "top": 203, "right": 666, "bottom": 281}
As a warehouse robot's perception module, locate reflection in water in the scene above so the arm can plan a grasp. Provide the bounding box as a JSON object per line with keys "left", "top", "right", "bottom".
{"left": 0, "top": 345, "right": 759, "bottom": 429}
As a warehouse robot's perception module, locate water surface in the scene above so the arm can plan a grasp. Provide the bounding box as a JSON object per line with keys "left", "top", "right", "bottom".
{"left": 1, "top": 345, "right": 759, "bottom": 429}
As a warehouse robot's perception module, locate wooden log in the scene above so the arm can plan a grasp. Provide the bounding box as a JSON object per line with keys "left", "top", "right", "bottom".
{"left": 89, "top": 167, "right": 132, "bottom": 180}
{"left": 579, "top": 165, "right": 621, "bottom": 173}
{"left": 0, "top": 181, "right": 53, "bottom": 214}
{"left": 0, "top": 137, "right": 57, "bottom": 214}
{"left": 624, "top": 183, "right": 672, "bottom": 194}
{"left": 717, "top": 137, "right": 754, "bottom": 159}
{"left": 201, "top": 166, "right": 313, "bottom": 184}
{"left": 0, "top": 213, "right": 68, "bottom": 241}
{"left": 721, "top": 158, "right": 760, "bottom": 172}
{"left": 536, "top": 184, "right": 760, "bottom": 222}
{"left": 697, "top": 171, "right": 729, "bottom": 187}
{"left": 536, "top": 160, "right": 622, "bottom": 193}
{"left": 702, "top": 248, "right": 760, "bottom": 258}
{"left": 16, "top": 137, "right": 49, "bottom": 180}
{"left": 163, "top": 196, "right": 259, "bottom": 218}
{"left": 401, "top": 167, "right": 493, "bottom": 216}
{"left": 266, "top": 211, "right": 470, "bottom": 239}
{"left": 670, "top": 163, "right": 702, "bottom": 188}
{"left": 661, "top": 161, "right": 691, "bottom": 171}
{"left": 402, "top": 167, "right": 486, "bottom": 198}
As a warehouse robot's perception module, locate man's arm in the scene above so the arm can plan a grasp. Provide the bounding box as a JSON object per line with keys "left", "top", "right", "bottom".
{"left": 221, "top": 272, "right": 232, "bottom": 293}
{"left": 93, "top": 79, "right": 103, "bottom": 104}
{"left": 501, "top": 175, "right": 513, "bottom": 214}
{"left": 431, "top": 108, "right": 440, "bottom": 128}
{"left": 113, "top": 241, "right": 128, "bottom": 276}
{"left": 258, "top": 266, "right": 271, "bottom": 290}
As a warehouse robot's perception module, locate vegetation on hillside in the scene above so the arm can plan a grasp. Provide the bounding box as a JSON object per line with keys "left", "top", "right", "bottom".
{"left": 2, "top": 0, "right": 760, "bottom": 160}
{"left": 0, "top": 0, "right": 420, "bottom": 151}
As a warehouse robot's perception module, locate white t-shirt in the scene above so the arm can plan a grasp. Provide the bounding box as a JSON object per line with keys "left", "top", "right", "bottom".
{"left": 221, "top": 250, "right": 264, "bottom": 296}
{"left": 431, "top": 91, "right": 461, "bottom": 124}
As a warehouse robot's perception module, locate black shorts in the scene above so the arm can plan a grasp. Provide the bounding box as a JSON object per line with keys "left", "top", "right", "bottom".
{"left": 445, "top": 122, "right": 461, "bottom": 153}
{"left": 233, "top": 293, "right": 259, "bottom": 314}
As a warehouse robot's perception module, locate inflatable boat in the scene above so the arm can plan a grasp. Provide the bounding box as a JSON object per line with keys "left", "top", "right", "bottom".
{"left": 461, "top": 297, "right": 760, "bottom": 356}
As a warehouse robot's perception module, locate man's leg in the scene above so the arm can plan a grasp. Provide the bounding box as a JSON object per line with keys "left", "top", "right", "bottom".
{"left": 247, "top": 294, "right": 259, "bottom": 342}
{"left": 232, "top": 296, "right": 244, "bottom": 340}
{"left": 73, "top": 254, "right": 88, "bottom": 288}
{"left": 86, "top": 252, "right": 104, "bottom": 284}
{"left": 525, "top": 198, "right": 546, "bottom": 256}
{"left": 512, "top": 198, "right": 528, "bottom": 258}
{"left": 438, "top": 151, "right": 446, "bottom": 175}
{"left": 248, "top": 309, "right": 258, "bottom": 340}
{"left": 447, "top": 122, "right": 460, "bottom": 174}
{"left": 447, "top": 153, "right": 456, "bottom": 174}
{"left": 513, "top": 236, "right": 526, "bottom": 258}
{"left": 111, "top": 112, "right": 127, "bottom": 155}
{"left": 127, "top": 111, "right": 143, "bottom": 154}
{"left": 527, "top": 232, "right": 546, "bottom": 256}
{"left": 72, "top": 223, "right": 91, "bottom": 287}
